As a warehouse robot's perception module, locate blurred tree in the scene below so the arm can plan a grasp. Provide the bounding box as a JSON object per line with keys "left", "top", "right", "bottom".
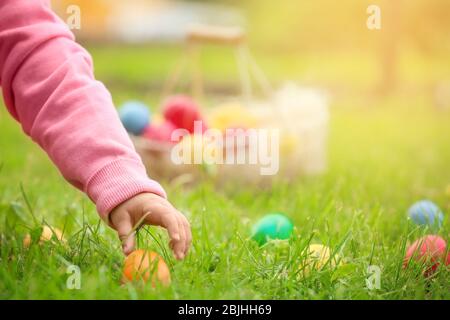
{"left": 378, "top": 0, "right": 401, "bottom": 95}
{"left": 241, "top": 0, "right": 450, "bottom": 54}
{"left": 402, "top": 0, "right": 450, "bottom": 53}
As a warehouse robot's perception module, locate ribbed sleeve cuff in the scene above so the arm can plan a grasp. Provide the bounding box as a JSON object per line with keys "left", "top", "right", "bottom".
{"left": 86, "top": 158, "right": 167, "bottom": 220}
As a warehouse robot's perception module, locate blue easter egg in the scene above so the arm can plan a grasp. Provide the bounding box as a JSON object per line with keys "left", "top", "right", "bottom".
{"left": 408, "top": 200, "right": 444, "bottom": 228}
{"left": 119, "top": 101, "right": 151, "bottom": 135}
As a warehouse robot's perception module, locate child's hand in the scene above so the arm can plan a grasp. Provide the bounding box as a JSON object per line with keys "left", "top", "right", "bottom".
{"left": 109, "top": 193, "right": 191, "bottom": 259}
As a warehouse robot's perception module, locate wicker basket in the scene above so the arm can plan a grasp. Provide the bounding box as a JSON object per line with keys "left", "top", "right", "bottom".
{"left": 134, "top": 25, "right": 328, "bottom": 186}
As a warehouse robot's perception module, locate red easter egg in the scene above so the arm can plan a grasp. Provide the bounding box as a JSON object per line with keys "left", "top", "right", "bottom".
{"left": 163, "top": 95, "right": 207, "bottom": 134}
{"left": 403, "top": 235, "right": 447, "bottom": 276}
{"left": 143, "top": 121, "right": 179, "bottom": 143}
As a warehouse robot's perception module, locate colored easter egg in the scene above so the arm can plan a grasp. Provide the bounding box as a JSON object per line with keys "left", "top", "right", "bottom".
{"left": 408, "top": 200, "right": 444, "bottom": 228}
{"left": 251, "top": 213, "right": 293, "bottom": 245}
{"left": 119, "top": 100, "right": 151, "bottom": 135}
{"left": 301, "top": 244, "right": 339, "bottom": 273}
{"left": 143, "top": 121, "right": 178, "bottom": 143}
{"left": 23, "top": 225, "right": 65, "bottom": 248}
{"left": 122, "top": 250, "right": 171, "bottom": 286}
{"left": 208, "top": 103, "right": 259, "bottom": 132}
{"left": 163, "top": 95, "right": 207, "bottom": 134}
{"left": 403, "top": 235, "right": 448, "bottom": 276}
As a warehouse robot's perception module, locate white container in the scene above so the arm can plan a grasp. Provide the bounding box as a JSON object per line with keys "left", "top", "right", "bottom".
{"left": 272, "top": 83, "right": 329, "bottom": 176}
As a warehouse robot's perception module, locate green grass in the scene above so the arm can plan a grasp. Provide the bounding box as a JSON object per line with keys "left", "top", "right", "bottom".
{"left": 0, "top": 47, "right": 449, "bottom": 299}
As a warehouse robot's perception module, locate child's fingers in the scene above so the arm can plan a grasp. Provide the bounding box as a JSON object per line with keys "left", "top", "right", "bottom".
{"left": 178, "top": 212, "right": 192, "bottom": 256}
{"left": 160, "top": 213, "right": 184, "bottom": 259}
{"left": 111, "top": 213, "right": 135, "bottom": 255}
{"left": 172, "top": 214, "right": 187, "bottom": 260}
{"left": 176, "top": 216, "right": 187, "bottom": 259}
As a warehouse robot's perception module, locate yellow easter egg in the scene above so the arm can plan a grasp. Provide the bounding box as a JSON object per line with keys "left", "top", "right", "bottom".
{"left": 300, "top": 244, "right": 339, "bottom": 274}
{"left": 23, "top": 226, "right": 66, "bottom": 248}
{"left": 208, "top": 103, "right": 259, "bottom": 131}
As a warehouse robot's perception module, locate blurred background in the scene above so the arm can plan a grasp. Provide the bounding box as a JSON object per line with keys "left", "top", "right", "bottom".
{"left": 2, "top": 0, "right": 449, "bottom": 205}
{"left": 49, "top": 0, "right": 450, "bottom": 107}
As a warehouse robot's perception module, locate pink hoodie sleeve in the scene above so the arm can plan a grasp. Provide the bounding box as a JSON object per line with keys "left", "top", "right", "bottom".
{"left": 0, "top": 0, "right": 166, "bottom": 220}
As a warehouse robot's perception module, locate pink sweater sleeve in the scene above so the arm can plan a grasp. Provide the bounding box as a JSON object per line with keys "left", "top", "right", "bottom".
{"left": 0, "top": 0, "right": 166, "bottom": 220}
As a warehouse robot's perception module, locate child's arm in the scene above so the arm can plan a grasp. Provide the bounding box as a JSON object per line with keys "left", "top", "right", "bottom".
{"left": 0, "top": 0, "right": 190, "bottom": 258}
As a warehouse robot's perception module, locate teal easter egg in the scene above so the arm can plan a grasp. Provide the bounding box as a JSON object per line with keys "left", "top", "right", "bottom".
{"left": 251, "top": 213, "right": 293, "bottom": 245}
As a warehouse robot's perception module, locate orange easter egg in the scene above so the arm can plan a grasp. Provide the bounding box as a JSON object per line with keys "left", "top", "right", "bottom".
{"left": 122, "top": 250, "right": 171, "bottom": 286}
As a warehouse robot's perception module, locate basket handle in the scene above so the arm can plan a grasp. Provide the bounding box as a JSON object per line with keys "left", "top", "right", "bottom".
{"left": 186, "top": 24, "right": 245, "bottom": 46}
{"left": 161, "top": 25, "right": 272, "bottom": 104}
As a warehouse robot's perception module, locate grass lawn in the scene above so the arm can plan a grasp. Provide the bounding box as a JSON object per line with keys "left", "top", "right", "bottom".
{"left": 0, "top": 46, "right": 449, "bottom": 299}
